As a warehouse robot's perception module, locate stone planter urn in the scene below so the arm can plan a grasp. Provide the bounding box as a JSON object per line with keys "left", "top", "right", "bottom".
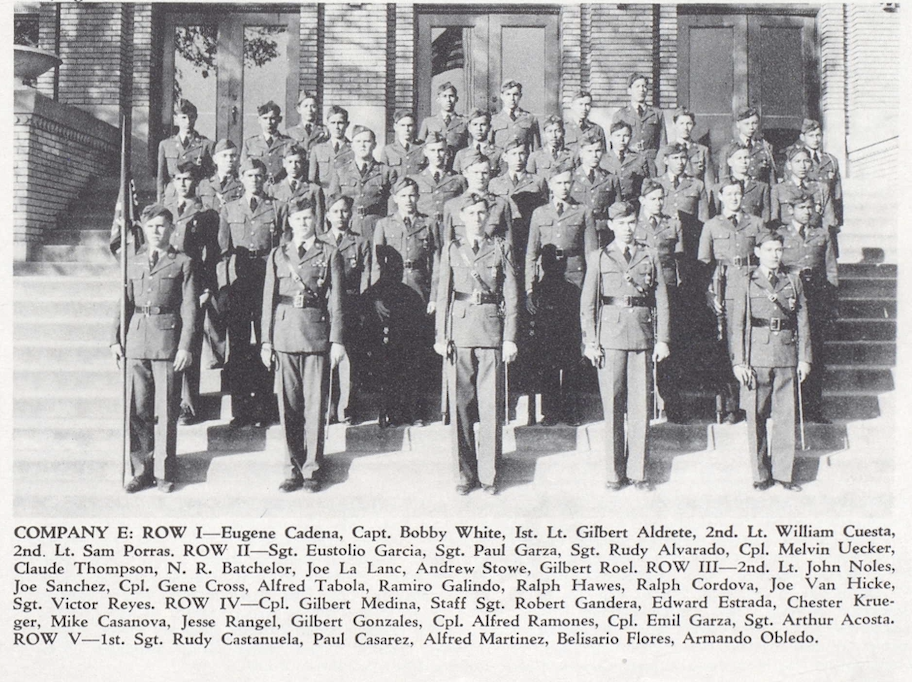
{"left": 14, "top": 45, "right": 61, "bottom": 88}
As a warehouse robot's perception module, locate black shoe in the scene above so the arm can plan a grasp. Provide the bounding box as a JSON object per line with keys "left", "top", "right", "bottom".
{"left": 378, "top": 413, "right": 389, "bottom": 429}
{"left": 778, "top": 481, "right": 802, "bottom": 492}
{"left": 125, "top": 476, "right": 153, "bottom": 494}
{"left": 482, "top": 484, "right": 499, "bottom": 496}
{"left": 565, "top": 416, "right": 581, "bottom": 427}
{"left": 633, "top": 480, "right": 655, "bottom": 492}
{"left": 723, "top": 412, "right": 739, "bottom": 425}
{"left": 753, "top": 479, "right": 774, "bottom": 491}
{"left": 456, "top": 482, "right": 479, "bottom": 496}
{"left": 605, "top": 478, "right": 629, "bottom": 492}
{"left": 540, "top": 416, "right": 558, "bottom": 427}
{"left": 157, "top": 479, "right": 175, "bottom": 494}
{"left": 279, "top": 477, "right": 303, "bottom": 492}
{"left": 301, "top": 479, "right": 320, "bottom": 493}
{"left": 179, "top": 405, "right": 199, "bottom": 426}
{"left": 412, "top": 418, "right": 425, "bottom": 427}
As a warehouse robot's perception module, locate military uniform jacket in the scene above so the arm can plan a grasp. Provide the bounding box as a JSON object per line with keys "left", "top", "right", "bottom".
{"left": 286, "top": 122, "right": 330, "bottom": 151}
{"left": 600, "top": 150, "right": 654, "bottom": 202}
{"left": 634, "top": 214, "right": 685, "bottom": 287}
{"left": 319, "top": 230, "right": 372, "bottom": 296}
{"left": 527, "top": 146, "right": 574, "bottom": 178}
{"left": 697, "top": 212, "right": 765, "bottom": 296}
{"left": 452, "top": 141, "right": 503, "bottom": 176}
{"left": 776, "top": 223, "right": 838, "bottom": 288}
{"left": 268, "top": 177, "right": 326, "bottom": 235}
{"left": 569, "top": 166, "right": 623, "bottom": 221}
{"left": 163, "top": 196, "right": 220, "bottom": 294}
{"left": 526, "top": 200, "right": 598, "bottom": 288}
{"left": 380, "top": 141, "right": 427, "bottom": 178}
{"left": 308, "top": 138, "right": 353, "bottom": 187}
{"left": 656, "top": 141, "right": 715, "bottom": 186}
{"left": 442, "top": 191, "right": 514, "bottom": 248}
{"left": 718, "top": 137, "right": 776, "bottom": 186}
{"left": 114, "top": 247, "right": 199, "bottom": 360}
{"left": 487, "top": 171, "right": 548, "bottom": 223}
{"left": 241, "top": 133, "right": 296, "bottom": 182}
{"left": 580, "top": 242, "right": 670, "bottom": 351}
{"left": 261, "top": 240, "right": 344, "bottom": 353}
{"left": 372, "top": 213, "right": 439, "bottom": 304}
{"left": 729, "top": 267, "right": 811, "bottom": 368}
{"left": 198, "top": 173, "right": 245, "bottom": 211}
{"left": 612, "top": 104, "right": 667, "bottom": 155}
{"left": 712, "top": 177, "right": 771, "bottom": 224}
{"left": 218, "top": 194, "right": 283, "bottom": 287}
{"left": 490, "top": 108, "right": 541, "bottom": 150}
{"left": 418, "top": 113, "right": 468, "bottom": 153}
{"left": 435, "top": 236, "right": 519, "bottom": 348}
{"left": 328, "top": 159, "right": 398, "bottom": 221}
{"left": 564, "top": 119, "right": 606, "bottom": 152}
{"left": 660, "top": 174, "right": 711, "bottom": 222}
{"left": 806, "top": 149, "right": 843, "bottom": 224}
{"left": 771, "top": 178, "right": 837, "bottom": 231}
{"left": 157, "top": 132, "right": 214, "bottom": 199}
{"left": 411, "top": 167, "right": 468, "bottom": 222}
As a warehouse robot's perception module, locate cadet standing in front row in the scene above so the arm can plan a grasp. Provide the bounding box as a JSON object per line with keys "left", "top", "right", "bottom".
{"left": 730, "top": 231, "right": 811, "bottom": 492}
{"left": 435, "top": 193, "right": 519, "bottom": 496}
{"left": 261, "top": 198, "right": 345, "bottom": 493}
{"left": 111, "top": 205, "right": 199, "bottom": 493}
{"left": 581, "top": 202, "right": 670, "bottom": 491}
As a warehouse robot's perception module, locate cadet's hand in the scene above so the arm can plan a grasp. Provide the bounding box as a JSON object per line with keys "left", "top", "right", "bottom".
{"left": 502, "top": 341, "right": 518, "bottom": 364}
{"left": 260, "top": 344, "right": 275, "bottom": 369}
{"left": 199, "top": 290, "right": 212, "bottom": 307}
{"left": 433, "top": 342, "right": 448, "bottom": 357}
{"left": 583, "top": 343, "right": 603, "bottom": 367}
{"left": 711, "top": 296, "right": 724, "bottom": 316}
{"left": 653, "top": 342, "right": 670, "bottom": 363}
{"left": 173, "top": 350, "right": 192, "bottom": 372}
{"left": 110, "top": 343, "right": 124, "bottom": 369}
{"left": 733, "top": 365, "right": 754, "bottom": 389}
{"left": 525, "top": 291, "right": 537, "bottom": 316}
{"left": 374, "top": 299, "right": 390, "bottom": 320}
{"left": 426, "top": 301, "right": 436, "bottom": 315}
{"left": 330, "top": 343, "right": 346, "bottom": 369}
{"left": 798, "top": 362, "right": 811, "bottom": 383}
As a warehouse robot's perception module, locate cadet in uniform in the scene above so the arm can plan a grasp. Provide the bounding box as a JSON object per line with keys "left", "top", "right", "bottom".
{"left": 658, "top": 142, "right": 711, "bottom": 258}
{"left": 309, "top": 105, "right": 353, "bottom": 188}
{"left": 698, "top": 178, "right": 766, "bottom": 424}
{"left": 418, "top": 82, "right": 469, "bottom": 164}
{"left": 600, "top": 120, "right": 654, "bottom": 204}
{"left": 261, "top": 198, "right": 345, "bottom": 493}
{"left": 570, "top": 130, "right": 623, "bottom": 246}
{"left": 525, "top": 161, "right": 597, "bottom": 424}
{"left": 715, "top": 143, "right": 771, "bottom": 224}
{"left": 490, "top": 80, "right": 541, "bottom": 151}
{"left": 157, "top": 99, "right": 213, "bottom": 202}
{"left": 111, "top": 204, "right": 199, "bottom": 493}
{"left": 442, "top": 151, "right": 514, "bottom": 247}
{"left": 285, "top": 90, "right": 330, "bottom": 152}
{"left": 527, "top": 115, "right": 574, "bottom": 179}
{"left": 241, "top": 101, "right": 295, "bottom": 185}
{"left": 435, "top": 193, "right": 519, "bottom": 495}
{"left": 656, "top": 108, "right": 715, "bottom": 186}
{"left": 718, "top": 107, "right": 776, "bottom": 187}
{"left": 564, "top": 90, "right": 607, "bottom": 154}
{"left": 410, "top": 131, "right": 468, "bottom": 237}
{"left": 771, "top": 146, "right": 836, "bottom": 235}
{"left": 269, "top": 145, "right": 326, "bottom": 235}
{"left": 163, "top": 162, "right": 220, "bottom": 425}
{"left": 786, "top": 119, "right": 843, "bottom": 232}
{"left": 452, "top": 109, "right": 502, "bottom": 175}
{"left": 218, "top": 158, "right": 283, "bottom": 426}
{"left": 635, "top": 179, "right": 685, "bottom": 422}
{"left": 581, "top": 201, "right": 670, "bottom": 491}
{"left": 320, "top": 194, "right": 371, "bottom": 424}
{"left": 730, "top": 231, "right": 811, "bottom": 491}
{"left": 198, "top": 139, "right": 245, "bottom": 212}
{"left": 776, "top": 192, "right": 838, "bottom": 424}
{"left": 328, "top": 125, "right": 398, "bottom": 242}
{"left": 380, "top": 110, "right": 426, "bottom": 178}
{"left": 612, "top": 73, "right": 667, "bottom": 162}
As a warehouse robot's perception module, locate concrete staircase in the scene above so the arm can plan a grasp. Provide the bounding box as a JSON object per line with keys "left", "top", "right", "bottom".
{"left": 13, "top": 177, "right": 898, "bottom": 515}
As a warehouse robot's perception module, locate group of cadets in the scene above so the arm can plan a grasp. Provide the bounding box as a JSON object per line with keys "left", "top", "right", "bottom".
{"left": 115, "top": 71, "right": 840, "bottom": 496}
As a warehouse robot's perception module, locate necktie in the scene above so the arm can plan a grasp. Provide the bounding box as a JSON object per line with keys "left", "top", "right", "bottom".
{"left": 587, "top": 170, "right": 594, "bottom": 183}
{"left": 650, "top": 216, "right": 658, "bottom": 230}
{"left": 509, "top": 111, "right": 516, "bottom": 122}
{"left": 443, "top": 114, "right": 451, "bottom": 127}
{"left": 618, "top": 151, "right": 625, "bottom": 164}
{"left": 403, "top": 216, "right": 411, "bottom": 230}
{"left": 556, "top": 202, "right": 564, "bottom": 216}
{"left": 472, "top": 241, "right": 479, "bottom": 255}
{"left": 747, "top": 139, "right": 754, "bottom": 151}
{"left": 265, "top": 137, "right": 273, "bottom": 147}
{"left": 298, "top": 244, "right": 306, "bottom": 259}
{"left": 305, "top": 123, "right": 312, "bottom": 137}
{"left": 290, "top": 180, "right": 298, "bottom": 193}
{"left": 637, "top": 106, "right": 644, "bottom": 118}
{"left": 768, "top": 270, "right": 777, "bottom": 287}
{"left": 336, "top": 233, "right": 343, "bottom": 246}
{"left": 672, "top": 177, "right": 679, "bottom": 190}
{"left": 333, "top": 141, "right": 340, "bottom": 154}
{"left": 178, "top": 201, "right": 186, "bottom": 216}
{"left": 812, "top": 151, "right": 820, "bottom": 164}
{"left": 149, "top": 251, "right": 159, "bottom": 270}
{"left": 433, "top": 171, "right": 440, "bottom": 184}
{"left": 250, "top": 197, "right": 258, "bottom": 212}
{"left": 220, "top": 176, "right": 228, "bottom": 190}
{"left": 476, "top": 143, "right": 482, "bottom": 153}
{"left": 623, "top": 246, "right": 631, "bottom": 263}
{"left": 731, "top": 214, "right": 739, "bottom": 228}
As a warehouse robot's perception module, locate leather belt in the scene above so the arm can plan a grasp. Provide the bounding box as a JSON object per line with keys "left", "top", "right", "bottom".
{"left": 403, "top": 259, "right": 420, "bottom": 269}
{"left": 454, "top": 291, "right": 499, "bottom": 305}
{"left": 721, "top": 256, "right": 750, "bottom": 267}
{"left": 751, "top": 316, "right": 794, "bottom": 331}
{"left": 135, "top": 305, "right": 175, "bottom": 315}
{"left": 238, "top": 248, "right": 271, "bottom": 258}
{"left": 553, "top": 247, "right": 581, "bottom": 260}
{"left": 601, "top": 295, "right": 654, "bottom": 308}
{"left": 345, "top": 288, "right": 360, "bottom": 296}
{"left": 278, "top": 294, "right": 322, "bottom": 309}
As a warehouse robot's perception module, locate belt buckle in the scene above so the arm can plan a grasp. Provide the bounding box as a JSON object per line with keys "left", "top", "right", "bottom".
{"left": 554, "top": 248, "right": 565, "bottom": 260}
{"left": 404, "top": 259, "right": 415, "bottom": 269}
{"left": 732, "top": 256, "right": 744, "bottom": 267}
{"left": 624, "top": 295, "right": 634, "bottom": 307}
{"left": 471, "top": 291, "right": 482, "bottom": 305}
{"left": 141, "top": 304, "right": 152, "bottom": 316}
{"left": 769, "top": 318, "right": 781, "bottom": 332}
{"left": 293, "top": 292, "right": 306, "bottom": 309}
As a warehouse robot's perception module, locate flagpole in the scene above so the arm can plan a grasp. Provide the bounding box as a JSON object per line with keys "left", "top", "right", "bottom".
{"left": 119, "top": 115, "right": 130, "bottom": 488}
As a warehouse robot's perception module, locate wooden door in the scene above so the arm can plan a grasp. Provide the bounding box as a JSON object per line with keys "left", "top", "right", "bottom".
{"left": 488, "top": 13, "right": 560, "bottom": 116}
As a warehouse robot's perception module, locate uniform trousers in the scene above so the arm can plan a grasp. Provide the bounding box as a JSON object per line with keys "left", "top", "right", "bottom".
{"left": 448, "top": 347, "right": 504, "bottom": 487}
{"left": 276, "top": 352, "right": 328, "bottom": 480}
{"left": 203, "top": 295, "right": 227, "bottom": 368}
{"left": 741, "top": 366, "right": 797, "bottom": 483}
{"left": 181, "top": 315, "right": 204, "bottom": 415}
{"left": 802, "top": 293, "right": 831, "bottom": 421}
{"left": 329, "top": 352, "right": 352, "bottom": 421}
{"left": 719, "top": 297, "right": 741, "bottom": 414}
{"left": 128, "top": 358, "right": 180, "bottom": 482}
{"left": 597, "top": 349, "right": 651, "bottom": 483}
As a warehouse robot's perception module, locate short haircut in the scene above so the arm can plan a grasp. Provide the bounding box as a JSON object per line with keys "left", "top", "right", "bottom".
{"left": 610, "top": 120, "right": 633, "bottom": 135}
{"left": 627, "top": 72, "right": 649, "bottom": 88}
{"left": 176, "top": 99, "right": 198, "bottom": 118}
{"left": 660, "top": 143, "right": 688, "bottom": 158}
{"left": 257, "top": 101, "right": 281, "bottom": 117}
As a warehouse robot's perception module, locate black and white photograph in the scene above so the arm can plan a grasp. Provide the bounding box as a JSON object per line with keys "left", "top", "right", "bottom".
{"left": 3, "top": 1, "right": 909, "bottom": 679}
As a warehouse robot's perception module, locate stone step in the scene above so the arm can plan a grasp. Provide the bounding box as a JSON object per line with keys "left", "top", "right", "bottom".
{"left": 831, "top": 318, "right": 896, "bottom": 342}
{"left": 836, "top": 298, "right": 896, "bottom": 319}
{"left": 16, "top": 317, "right": 111, "bottom": 343}
{"left": 823, "top": 365, "right": 894, "bottom": 393}
{"left": 821, "top": 394, "right": 881, "bottom": 421}
{"left": 15, "top": 393, "right": 123, "bottom": 419}
{"left": 837, "top": 277, "right": 896, "bottom": 299}
{"left": 14, "top": 341, "right": 113, "bottom": 367}
{"left": 15, "top": 368, "right": 120, "bottom": 394}
{"left": 709, "top": 421, "right": 849, "bottom": 454}
{"left": 15, "top": 418, "right": 121, "bottom": 454}
{"left": 43, "top": 229, "right": 113, "bottom": 246}
{"left": 15, "top": 298, "right": 115, "bottom": 319}
{"left": 14, "top": 275, "right": 117, "bottom": 298}
{"left": 836, "top": 263, "right": 897, "bottom": 278}
{"left": 824, "top": 340, "right": 896, "bottom": 366}
{"left": 33, "top": 243, "right": 118, "bottom": 264}
{"left": 14, "top": 262, "right": 118, "bottom": 277}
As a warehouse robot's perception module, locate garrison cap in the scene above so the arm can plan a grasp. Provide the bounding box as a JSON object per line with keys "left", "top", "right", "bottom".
{"left": 213, "top": 138, "right": 237, "bottom": 154}
{"left": 392, "top": 177, "right": 419, "bottom": 195}
{"left": 350, "top": 124, "right": 375, "bottom": 140}
{"left": 736, "top": 107, "right": 760, "bottom": 121}
{"left": 176, "top": 99, "right": 198, "bottom": 117}
{"left": 501, "top": 79, "right": 523, "bottom": 92}
{"left": 282, "top": 144, "right": 307, "bottom": 159}
{"left": 174, "top": 160, "right": 200, "bottom": 178}
{"left": 424, "top": 131, "right": 447, "bottom": 146}
{"left": 239, "top": 158, "right": 267, "bottom": 174}
{"left": 287, "top": 196, "right": 315, "bottom": 216}
{"left": 660, "top": 143, "right": 688, "bottom": 158}
{"left": 541, "top": 114, "right": 564, "bottom": 131}
{"left": 788, "top": 190, "right": 815, "bottom": 206}
{"left": 608, "top": 201, "right": 636, "bottom": 220}
{"left": 549, "top": 159, "right": 575, "bottom": 179}
{"left": 610, "top": 120, "right": 633, "bottom": 135}
{"left": 141, "top": 203, "right": 173, "bottom": 224}
{"left": 640, "top": 178, "right": 665, "bottom": 197}
{"left": 717, "top": 177, "right": 744, "bottom": 193}
{"left": 626, "top": 72, "right": 649, "bottom": 88}
{"left": 462, "top": 192, "right": 489, "bottom": 209}
{"left": 502, "top": 135, "right": 527, "bottom": 153}
{"left": 393, "top": 109, "right": 416, "bottom": 124}
{"left": 801, "top": 118, "right": 822, "bottom": 134}
{"left": 673, "top": 107, "right": 695, "bottom": 122}
{"left": 466, "top": 108, "right": 491, "bottom": 124}
{"left": 258, "top": 101, "right": 281, "bottom": 117}
{"left": 786, "top": 145, "right": 812, "bottom": 162}
{"left": 570, "top": 89, "right": 592, "bottom": 101}
{"left": 437, "top": 81, "right": 458, "bottom": 96}
{"left": 756, "top": 230, "right": 784, "bottom": 246}
{"left": 296, "top": 90, "right": 317, "bottom": 105}
{"left": 726, "top": 142, "right": 751, "bottom": 159}
{"left": 326, "top": 193, "right": 354, "bottom": 211}
{"left": 460, "top": 150, "right": 490, "bottom": 169}
{"left": 579, "top": 129, "right": 603, "bottom": 148}
{"left": 326, "top": 104, "right": 349, "bottom": 120}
